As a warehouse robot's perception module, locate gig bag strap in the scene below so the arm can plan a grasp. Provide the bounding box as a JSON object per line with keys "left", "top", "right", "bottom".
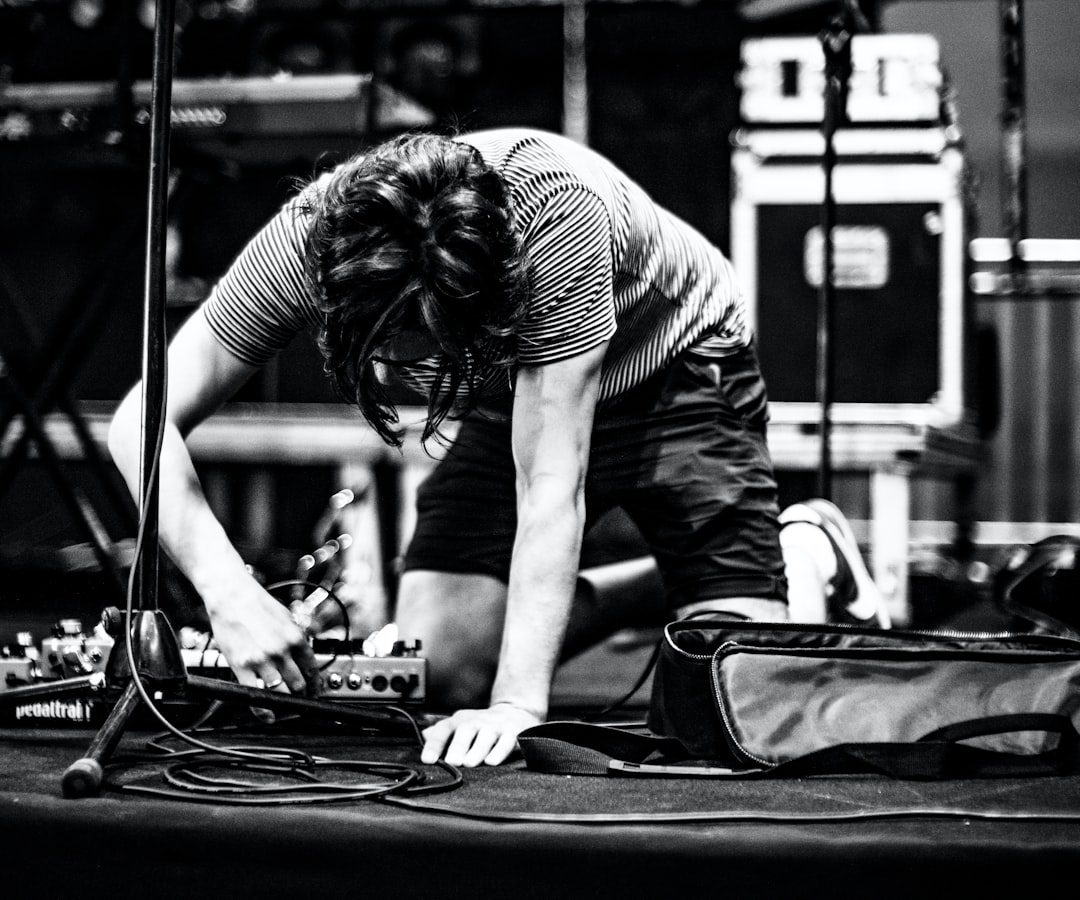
{"left": 517, "top": 722, "right": 706, "bottom": 776}
{"left": 769, "top": 713, "right": 1080, "bottom": 779}
{"left": 518, "top": 714, "right": 1080, "bottom": 779}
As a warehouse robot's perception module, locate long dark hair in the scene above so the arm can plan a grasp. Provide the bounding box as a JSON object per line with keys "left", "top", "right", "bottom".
{"left": 302, "top": 133, "right": 530, "bottom": 446}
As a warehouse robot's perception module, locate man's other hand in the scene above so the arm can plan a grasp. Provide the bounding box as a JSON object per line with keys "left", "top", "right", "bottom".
{"left": 420, "top": 703, "right": 542, "bottom": 766}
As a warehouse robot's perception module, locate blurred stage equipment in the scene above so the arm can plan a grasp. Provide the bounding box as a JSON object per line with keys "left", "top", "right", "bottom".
{"left": 0, "top": 276, "right": 134, "bottom": 595}
{"left": 994, "top": 535, "right": 1080, "bottom": 639}
{"left": 740, "top": 0, "right": 925, "bottom": 500}
{"left": 0, "top": 69, "right": 431, "bottom": 575}
{"left": 732, "top": 29, "right": 970, "bottom": 430}
{"left": 732, "top": 18, "right": 986, "bottom": 625}
{"left": 739, "top": 0, "right": 876, "bottom": 22}
{"left": 969, "top": 239, "right": 1080, "bottom": 300}
{"left": 561, "top": 0, "right": 588, "bottom": 145}
{"left": 998, "top": 0, "right": 1026, "bottom": 278}
{"left": 967, "top": 0, "right": 1079, "bottom": 302}
{"left": 375, "top": 14, "right": 480, "bottom": 123}
{"left": 0, "top": 73, "right": 433, "bottom": 163}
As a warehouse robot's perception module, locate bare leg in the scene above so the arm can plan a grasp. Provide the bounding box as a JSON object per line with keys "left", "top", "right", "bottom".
{"left": 394, "top": 570, "right": 507, "bottom": 710}
{"left": 395, "top": 500, "right": 884, "bottom": 710}
{"left": 395, "top": 563, "right": 667, "bottom": 703}
{"left": 561, "top": 557, "right": 667, "bottom": 658}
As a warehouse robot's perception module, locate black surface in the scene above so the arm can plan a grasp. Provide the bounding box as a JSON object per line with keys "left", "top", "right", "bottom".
{"left": 756, "top": 202, "right": 942, "bottom": 406}
{"left": 2, "top": 721, "right": 1080, "bottom": 897}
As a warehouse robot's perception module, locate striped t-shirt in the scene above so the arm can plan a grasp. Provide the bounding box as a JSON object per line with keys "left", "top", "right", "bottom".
{"left": 202, "top": 128, "right": 749, "bottom": 405}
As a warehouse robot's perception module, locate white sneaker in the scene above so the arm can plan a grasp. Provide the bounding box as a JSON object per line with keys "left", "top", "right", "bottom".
{"left": 779, "top": 499, "right": 891, "bottom": 629}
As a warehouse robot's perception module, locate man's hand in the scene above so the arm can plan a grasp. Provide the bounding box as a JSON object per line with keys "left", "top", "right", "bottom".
{"left": 420, "top": 703, "right": 542, "bottom": 766}
{"left": 205, "top": 577, "right": 321, "bottom": 697}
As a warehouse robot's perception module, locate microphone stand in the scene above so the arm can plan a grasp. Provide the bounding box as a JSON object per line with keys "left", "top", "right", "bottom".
{"left": 815, "top": 0, "right": 866, "bottom": 500}
{"left": 0, "top": 0, "right": 413, "bottom": 798}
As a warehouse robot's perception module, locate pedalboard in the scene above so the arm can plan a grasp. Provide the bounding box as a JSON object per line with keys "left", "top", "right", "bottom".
{"left": 1, "top": 619, "right": 111, "bottom": 689}
{"left": 1, "top": 619, "right": 427, "bottom": 727}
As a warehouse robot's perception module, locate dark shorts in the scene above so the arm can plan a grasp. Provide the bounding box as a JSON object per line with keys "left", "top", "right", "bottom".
{"left": 402, "top": 341, "right": 787, "bottom": 610}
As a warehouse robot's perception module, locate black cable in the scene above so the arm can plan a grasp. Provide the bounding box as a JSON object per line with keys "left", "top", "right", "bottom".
{"left": 587, "top": 641, "right": 660, "bottom": 721}
{"left": 264, "top": 578, "right": 355, "bottom": 672}
{"left": 106, "top": 716, "right": 463, "bottom": 805}
{"left": 266, "top": 577, "right": 352, "bottom": 646}
{"left": 197, "top": 629, "right": 214, "bottom": 668}
{"left": 115, "top": 693, "right": 453, "bottom": 803}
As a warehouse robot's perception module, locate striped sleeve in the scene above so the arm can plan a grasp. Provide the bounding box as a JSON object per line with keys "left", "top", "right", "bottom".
{"left": 515, "top": 186, "right": 616, "bottom": 366}
{"left": 200, "top": 195, "right": 322, "bottom": 366}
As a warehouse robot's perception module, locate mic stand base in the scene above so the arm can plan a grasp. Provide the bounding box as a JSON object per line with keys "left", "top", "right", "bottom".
{"left": 59, "top": 674, "right": 418, "bottom": 798}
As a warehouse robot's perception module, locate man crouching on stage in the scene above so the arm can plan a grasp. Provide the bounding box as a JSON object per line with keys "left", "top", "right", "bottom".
{"left": 109, "top": 129, "right": 882, "bottom": 768}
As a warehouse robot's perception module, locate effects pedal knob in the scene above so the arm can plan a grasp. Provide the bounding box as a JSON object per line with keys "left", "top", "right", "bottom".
{"left": 100, "top": 608, "right": 125, "bottom": 636}
{"left": 346, "top": 672, "right": 362, "bottom": 690}
{"left": 326, "top": 672, "right": 343, "bottom": 690}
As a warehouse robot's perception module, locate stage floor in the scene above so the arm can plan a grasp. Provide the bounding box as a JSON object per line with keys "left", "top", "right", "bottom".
{"left": 3, "top": 711, "right": 1080, "bottom": 897}
{"left": 4, "top": 564, "right": 1075, "bottom": 896}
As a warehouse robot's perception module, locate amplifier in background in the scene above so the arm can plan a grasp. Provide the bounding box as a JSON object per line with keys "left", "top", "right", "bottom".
{"left": 730, "top": 134, "right": 971, "bottom": 427}
{"left": 739, "top": 34, "right": 944, "bottom": 126}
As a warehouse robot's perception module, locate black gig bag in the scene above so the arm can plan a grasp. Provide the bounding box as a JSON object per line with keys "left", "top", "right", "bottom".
{"left": 520, "top": 620, "right": 1080, "bottom": 779}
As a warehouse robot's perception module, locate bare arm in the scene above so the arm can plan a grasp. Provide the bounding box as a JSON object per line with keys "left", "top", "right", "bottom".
{"left": 108, "top": 311, "right": 318, "bottom": 694}
{"left": 492, "top": 342, "right": 607, "bottom": 714}
{"left": 421, "top": 340, "right": 607, "bottom": 765}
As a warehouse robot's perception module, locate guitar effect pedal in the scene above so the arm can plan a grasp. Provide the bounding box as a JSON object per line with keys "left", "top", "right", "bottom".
{"left": 181, "top": 637, "right": 426, "bottom": 703}
{"left": 39, "top": 619, "right": 113, "bottom": 679}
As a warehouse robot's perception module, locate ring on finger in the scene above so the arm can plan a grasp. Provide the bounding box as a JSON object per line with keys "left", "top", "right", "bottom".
{"left": 263, "top": 676, "right": 284, "bottom": 690}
